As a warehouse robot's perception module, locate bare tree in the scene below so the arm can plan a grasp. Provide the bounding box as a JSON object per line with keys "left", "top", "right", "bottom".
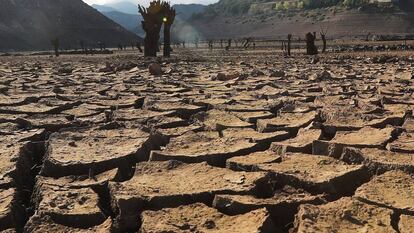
{"left": 225, "top": 39, "right": 232, "bottom": 51}
{"left": 51, "top": 38, "right": 59, "bottom": 57}
{"left": 305, "top": 32, "right": 318, "bottom": 55}
{"left": 320, "top": 27, "right": 328, "bottom": 53}
{"left": 139, "top": 1, "right": 164, "bottom": 57}
{"left": 243, "top": 37, "right": 251, "bottom": 49}
{"left": 287, "top": 34, "right": 292, "bottom": 56}
{"left": 194, "top": 36, "right": 199, "bottom": 48}
{"left": 163, "top": 2, "right": 175, "bottom": 57}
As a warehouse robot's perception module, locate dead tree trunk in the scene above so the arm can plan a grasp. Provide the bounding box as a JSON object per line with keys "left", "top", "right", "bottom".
{"left": 163, "top": 2, "right": 175, "bottom": 57}
{"left": 51, "top": 38, "right": 59, "bottom": 57}
{"left": 208, "top": 40, "right": 213, "bottom": 51}
{"left": 305, "top": 32, "right": 318, "bottom": 55}
{"left": 139, "top": 1, "right": 164, "bottom": 57}
{"left": 243, "top": 37, "right": 251, "bottom": 49}
{"left": 321, "top": 34, "right": 326, "bottom": 53}
{"left": 143, "top": 22, "right": 161, "bottom": 57}
{"left": 136, "top": 42, "right": 143, "bottom": 53}
{"left": 287, "top": 34, "right": 292, "bottom": 56}
{"left": 163, "top": 29, "right": 171, "bottom": 57}
{"left": 320, "top": 28, "right": 328, "bottom": 53}
{"left": 195, "top": 37, "right": 199, "bottom": 48}
{"left": 225, "top": 39, "right": 231, "bottom": 51}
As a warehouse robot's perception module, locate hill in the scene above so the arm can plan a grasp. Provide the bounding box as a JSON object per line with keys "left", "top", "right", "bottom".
{"left": 174, "top": 4, "right": 207, "bottom": 20}
{"left": 0, "top": 0, "right": 141, "bottom": 51}
{"left": 178, "top": 0, "right": 414, "bottom": 40}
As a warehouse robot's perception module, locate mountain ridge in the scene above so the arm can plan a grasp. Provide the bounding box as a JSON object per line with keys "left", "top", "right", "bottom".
{"left": 0, "top": 0, "right": 142, "bottom": 51}
{"left": 93, "top": 1, "right": 139, "bottom": 15}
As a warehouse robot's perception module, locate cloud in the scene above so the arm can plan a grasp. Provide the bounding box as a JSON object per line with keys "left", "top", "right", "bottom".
{"left": 83, "top": 0, "right": 109, "bottom": 4}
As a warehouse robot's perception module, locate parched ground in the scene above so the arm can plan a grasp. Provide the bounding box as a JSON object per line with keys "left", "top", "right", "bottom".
{"left": 1, "top": 48, "right": 414, "bottom": 233}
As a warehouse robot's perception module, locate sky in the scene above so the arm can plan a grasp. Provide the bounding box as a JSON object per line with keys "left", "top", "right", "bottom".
{"left": 83, "top": 0, "right": 217, "bottom": 6}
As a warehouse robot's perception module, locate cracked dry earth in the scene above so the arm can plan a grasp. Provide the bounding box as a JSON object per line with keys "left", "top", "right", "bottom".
{"left": 1, "top": 50, "right": 414, "bottom": 233}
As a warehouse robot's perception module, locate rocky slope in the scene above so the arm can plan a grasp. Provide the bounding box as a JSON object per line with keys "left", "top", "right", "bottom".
{"left": 0, "top": 0, "right": 141, "bottom": 51}
{"left": 174, "top": 4, "right": 207, "bottom": 20}
{"left": 174, "top": 1, "right": 414, "bottom": 40}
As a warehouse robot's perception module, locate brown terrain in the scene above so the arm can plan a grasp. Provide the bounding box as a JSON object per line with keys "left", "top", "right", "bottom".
{"left": 1, "top": 45, "right": 414, "bottom": 233}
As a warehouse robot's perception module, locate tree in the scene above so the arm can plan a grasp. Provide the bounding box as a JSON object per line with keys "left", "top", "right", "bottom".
{"left": 139, "top": 1, "right": 164, "bottom": 57}
{"left": 305, "top": 32, "right": 318, "bottom": 55}
{"left": 320, "top": 27, "right": 328, "bottom": 53}
{"left": 275, "top": 2, "right": 284, "bottom": 11}
{"left": 287, "top": 34, "right": 292, "bottom": 56}
{"left": 162, "top": 2, "right": 175, "bottom": 57}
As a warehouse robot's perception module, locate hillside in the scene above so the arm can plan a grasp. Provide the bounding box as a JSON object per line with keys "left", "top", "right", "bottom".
{"left": 174, "top": 4, "right": 207, "bottom": 20}
{"left": 176, "top": 0, "right": 414, "bottom": 40}
{"left": 0, "top": 0, "right": 141, "bottom": 51}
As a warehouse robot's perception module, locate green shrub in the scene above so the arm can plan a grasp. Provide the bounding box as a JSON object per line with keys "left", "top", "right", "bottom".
{"left": 342, "top": 0, "right": 369, "bottom": 7}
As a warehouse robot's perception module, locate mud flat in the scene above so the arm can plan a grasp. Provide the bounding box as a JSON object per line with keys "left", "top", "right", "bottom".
{"left": 108, "top": 160, "right": 270, "bottom": 231}
{"left": 341, "top": 147, "right": 414, "bottom": 174}
{"left": 150, "top": 131, "right": 259, "bottom": 166}
{"left": 41, "top": 127, "right": 154, "bottom": 177}
{"left": 313, "top": 127, "right": 396, "bottom": 157}
{"left": 1, "top": 49, "right": 414, "bottom": 232}
{"left": 293, "top": 197, "right": 397, "bottom": 233}
{"left": 354, "top": 171, "right": 414, "bottom": 215}
{"left": 140, "top": 203, "right": 276, "bottom": 233}
{"left": 255, "top": 153, "right": 369, "bottom": 195}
